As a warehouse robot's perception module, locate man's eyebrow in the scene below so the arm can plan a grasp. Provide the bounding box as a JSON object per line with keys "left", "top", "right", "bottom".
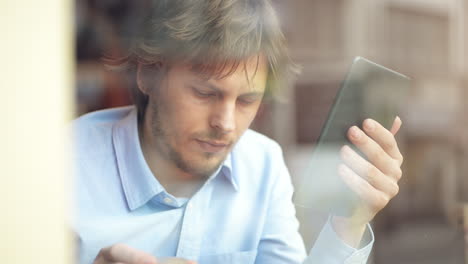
{"left": 193, "top": 80, "right": 221, "bottom": 92}
{"left": 239, "top": 91, "right": 264, "bottom": 98}
{"left": 193, "top": 80, "right": 264, "bottom": 96}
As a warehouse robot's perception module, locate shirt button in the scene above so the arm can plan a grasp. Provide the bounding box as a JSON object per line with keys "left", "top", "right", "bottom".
{"left": 188, "top": 202, "right": 193, "bottom": 209}
{"left": 163, "top": 197, "right": 173, "bottom": 204}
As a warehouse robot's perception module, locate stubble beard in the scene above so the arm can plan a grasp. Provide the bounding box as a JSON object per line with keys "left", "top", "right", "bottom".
{"left": 149, "top": 101, "right": 229, "bottom": 179}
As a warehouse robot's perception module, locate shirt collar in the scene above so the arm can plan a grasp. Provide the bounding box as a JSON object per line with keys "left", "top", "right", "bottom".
{"left": 221, "top": 153, "right": 238, "bottom": 191}
{"left": 112, "top": 107, "right": 238, "bottom": 211}
{"left": 112, "top": 108, "right": 165, "bottom": 210}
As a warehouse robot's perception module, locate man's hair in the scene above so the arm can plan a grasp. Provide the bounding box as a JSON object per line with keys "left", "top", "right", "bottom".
{"left": 104, "top": 0, "right": 298, "bottom": 122}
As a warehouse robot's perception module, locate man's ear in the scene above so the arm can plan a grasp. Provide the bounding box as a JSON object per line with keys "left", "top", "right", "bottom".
{"left": 136, "top": 62, "right": 162, "bottom": 95}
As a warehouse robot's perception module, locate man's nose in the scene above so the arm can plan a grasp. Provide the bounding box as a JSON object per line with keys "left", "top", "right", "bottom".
{"left": 210, "top": 102, "right": 236, "bottom": 134}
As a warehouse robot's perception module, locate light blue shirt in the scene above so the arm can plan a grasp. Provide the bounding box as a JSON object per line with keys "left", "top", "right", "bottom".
{"left": 72, "top": 106, "right": 374, "bottom": 264}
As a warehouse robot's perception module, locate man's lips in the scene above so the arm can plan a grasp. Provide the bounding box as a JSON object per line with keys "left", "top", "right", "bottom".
{"left": 195, "top": 139, "right": 230, "bottom": 153}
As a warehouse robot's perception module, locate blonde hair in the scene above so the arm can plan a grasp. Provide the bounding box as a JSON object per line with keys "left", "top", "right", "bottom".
{"left": 104, "top": 0, "right": 298, "bottom": 121}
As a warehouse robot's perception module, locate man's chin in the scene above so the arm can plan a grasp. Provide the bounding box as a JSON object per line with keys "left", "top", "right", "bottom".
{"left": 188, "top": 155, "right": 227, "bottom": 179}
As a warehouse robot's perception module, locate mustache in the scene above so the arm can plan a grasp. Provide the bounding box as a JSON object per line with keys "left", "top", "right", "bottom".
{"left": 193, "top": 130, "right": 235, "bottom": 144}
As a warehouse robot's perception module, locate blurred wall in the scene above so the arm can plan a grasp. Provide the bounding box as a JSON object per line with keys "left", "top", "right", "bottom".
{"left": 269, "top": 0, "right": 467, "bottom": 263}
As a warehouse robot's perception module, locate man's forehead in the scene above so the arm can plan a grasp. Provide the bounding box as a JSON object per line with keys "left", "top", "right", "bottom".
{"left": 190, "top": 61, "right": 267, "bottom": 93}
{"left": 182, "top": 55, "right": 267, "bottom": 77}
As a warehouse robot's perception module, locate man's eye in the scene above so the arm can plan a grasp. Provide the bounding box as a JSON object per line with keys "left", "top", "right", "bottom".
{"left": 237, "top": 98, "right": 256, "bottom": 106}
{"left": 193, "top": 88, "right": 215, "bottom": 98}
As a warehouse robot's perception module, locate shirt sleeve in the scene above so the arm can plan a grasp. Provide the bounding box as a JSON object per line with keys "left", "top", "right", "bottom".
{"left": 305, "top": 216, "right": 375, "bottom": 264}
{"left": 255, "top": 141, "right": 374, "bottom": 264}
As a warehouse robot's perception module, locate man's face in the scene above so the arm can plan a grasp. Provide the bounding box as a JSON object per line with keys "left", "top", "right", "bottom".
{"left": 145, "top": 56, "right": 268, "bottom": 179}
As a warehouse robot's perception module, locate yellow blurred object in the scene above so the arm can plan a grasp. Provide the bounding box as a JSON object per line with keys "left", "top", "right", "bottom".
{"left": 0, "top": 0, "right": 73, "bottom": 263}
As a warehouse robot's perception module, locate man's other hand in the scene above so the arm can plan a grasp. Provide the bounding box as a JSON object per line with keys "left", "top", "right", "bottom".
{"left": 332, "top": 117, "right": 404, "bottom": 247}
{"left": 93, "top": 243, "right": 197, "bottom": 264}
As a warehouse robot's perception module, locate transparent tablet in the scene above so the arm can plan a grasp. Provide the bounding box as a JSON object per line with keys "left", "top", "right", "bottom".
{"left": 293, "top": 57, "right": 410, "bottom": 216}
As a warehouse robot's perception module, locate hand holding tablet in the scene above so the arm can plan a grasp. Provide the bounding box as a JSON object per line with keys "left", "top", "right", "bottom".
{"left": 294, "top": 57, "right": 410, "bottom": 219}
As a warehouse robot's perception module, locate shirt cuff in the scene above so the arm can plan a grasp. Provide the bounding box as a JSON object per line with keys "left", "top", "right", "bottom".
{"left": 305, "top": 216, "right": 374, "bottom": 264}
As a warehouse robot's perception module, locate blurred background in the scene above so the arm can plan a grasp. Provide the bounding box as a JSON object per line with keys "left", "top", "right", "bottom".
{"left": 75, "top": 0, "right": 468, "bottom": 263}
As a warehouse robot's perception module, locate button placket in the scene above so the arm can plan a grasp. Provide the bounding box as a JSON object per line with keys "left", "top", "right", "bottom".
{"left": 176, "top": 182, "right": 214, "bottom": 259}
{"left": 176, "top": 201, "right": 198, "bottom": 258}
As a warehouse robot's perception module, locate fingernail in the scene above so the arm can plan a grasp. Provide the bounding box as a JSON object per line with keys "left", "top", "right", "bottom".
{"left": 341, "top": 145, "right": 351, "bottom": 158}
{"left": 338, "top": 164, "right": 347, "bottom": 175}
{"left": 350, "top": 126, "right": 361, "bottom": 139}
{"left": 364, "top": 119, "right": 375, "bottom": 132}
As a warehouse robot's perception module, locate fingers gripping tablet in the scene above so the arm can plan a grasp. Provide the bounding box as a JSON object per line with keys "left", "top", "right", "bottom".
{"left": 293, "top": 57, "right": 410, "bottom": 216}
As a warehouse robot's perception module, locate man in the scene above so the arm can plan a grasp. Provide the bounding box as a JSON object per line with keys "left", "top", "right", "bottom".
{"left": 73, "top": 0, "right": 404, "bottom": 263}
